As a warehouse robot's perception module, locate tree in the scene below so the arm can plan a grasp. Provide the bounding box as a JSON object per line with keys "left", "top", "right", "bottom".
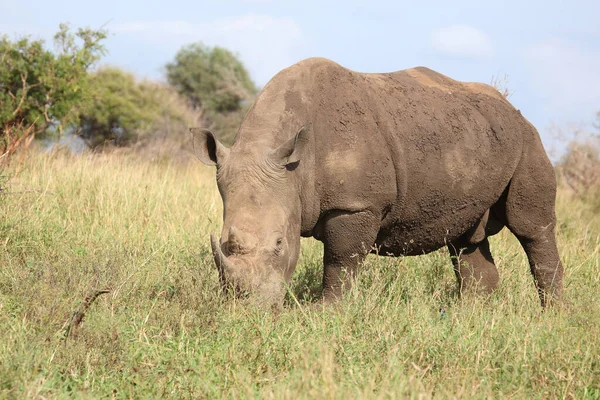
{"left": 165, "top": 43, "right": 257, "bottom": 113}
{"left": 78, "top": 67, "right": 202, "bottom": 148}
{"left": 0, "top": 24, "right": 106, "bottom": 164}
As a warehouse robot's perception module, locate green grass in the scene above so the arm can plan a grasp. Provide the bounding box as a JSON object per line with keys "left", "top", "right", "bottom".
{"left": 1, "top": 150, "right": 599, "bottom": 399}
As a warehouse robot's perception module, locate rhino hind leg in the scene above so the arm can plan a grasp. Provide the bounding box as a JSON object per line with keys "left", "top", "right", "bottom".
{"left": 502, "top": 143, "right": 564, "bottom": 307}
{"left": 448, "top": 237, "right": 500, "bottom": 295}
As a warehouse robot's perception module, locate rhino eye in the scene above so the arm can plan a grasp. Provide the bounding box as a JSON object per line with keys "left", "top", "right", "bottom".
{"left": 274, "top": 237, "right": 284, "bottom": 254}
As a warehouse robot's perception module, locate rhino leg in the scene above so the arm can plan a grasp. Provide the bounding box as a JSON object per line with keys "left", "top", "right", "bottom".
{"left": 517, "top": 233, "right": 563, "bottom": 307}
{"left": 448, "top": 237, "right": 500, "bottom": 295}
{"left": 502, "top": 143, "right": 564, "bottom": 307}
{"left": 447, "top": 207, "right": 505, "bottom": 295}
{"left": 320, "top": 210, "right": 379, "bottom": 303}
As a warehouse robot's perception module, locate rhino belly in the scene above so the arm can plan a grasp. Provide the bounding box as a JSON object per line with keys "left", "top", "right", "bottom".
{"left": 373, "top": 189, "right": 500, "bottom": 256}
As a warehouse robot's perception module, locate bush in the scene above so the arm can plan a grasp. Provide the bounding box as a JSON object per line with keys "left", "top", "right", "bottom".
{"left": 0, "top": 24, "right": 106, "bottom": 165}
{"left": 165, "top": 43, "right": 256, "bottom": 145}
{"left": 78, "top": 67, "right": 204, "bottom": 149}
{"left": 556, "top": 134, "right": 600, "bottom": 211}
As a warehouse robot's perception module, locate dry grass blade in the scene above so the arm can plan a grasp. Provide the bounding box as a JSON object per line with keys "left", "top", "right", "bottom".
{"left": 490, "top": 73, "right": 514, "bottom": 99}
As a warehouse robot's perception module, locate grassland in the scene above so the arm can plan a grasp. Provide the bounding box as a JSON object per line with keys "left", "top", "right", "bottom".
{"left": 1, "top": 150, "right": 599, "bottom": 399}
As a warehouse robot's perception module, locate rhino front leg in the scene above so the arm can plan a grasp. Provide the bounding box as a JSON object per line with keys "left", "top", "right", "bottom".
{"left": 320, "top": 210, "right": 380, "bottom": 303}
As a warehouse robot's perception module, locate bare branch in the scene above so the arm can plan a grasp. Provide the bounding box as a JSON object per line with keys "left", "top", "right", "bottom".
{"left": 12, "top": 71, "right": 29, "bottom": 116}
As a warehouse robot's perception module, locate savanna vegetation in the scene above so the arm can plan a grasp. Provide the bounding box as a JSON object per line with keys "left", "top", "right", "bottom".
{"left": 1, "top": 23, "right": 600, "bottom": 399}
{"left": 1, "top": 147, "right": 599, "bottom": 398}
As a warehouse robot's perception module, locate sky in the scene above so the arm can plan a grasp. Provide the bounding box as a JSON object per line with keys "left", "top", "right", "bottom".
{"left": 1, "top": 0, "right": 599, "bottom": 153}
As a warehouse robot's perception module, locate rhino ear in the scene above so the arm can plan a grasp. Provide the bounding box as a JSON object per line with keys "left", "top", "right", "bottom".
{"left": 272, "top": 124, "right": 311, "bottom": 166}
{"left": 190, "top": 128, "right": 229, "bottom": 166}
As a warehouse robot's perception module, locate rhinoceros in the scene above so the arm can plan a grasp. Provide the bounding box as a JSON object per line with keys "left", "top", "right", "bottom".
{"left": 191, "top": 57, "right": 563, "bottom": 307}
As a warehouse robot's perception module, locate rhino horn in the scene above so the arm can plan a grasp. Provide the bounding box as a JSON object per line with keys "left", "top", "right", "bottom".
{"left": 210, "top": 234, "right": 235, "bottom": 285}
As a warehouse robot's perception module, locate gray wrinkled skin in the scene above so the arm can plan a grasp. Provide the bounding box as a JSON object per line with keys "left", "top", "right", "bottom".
{"left": 192, "top": 57, "right": 563, "bottom": 308}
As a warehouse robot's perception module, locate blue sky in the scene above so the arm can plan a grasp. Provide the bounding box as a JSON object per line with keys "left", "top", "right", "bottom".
{"left": 2, "top": 0, "right": 599, "bottom": 152}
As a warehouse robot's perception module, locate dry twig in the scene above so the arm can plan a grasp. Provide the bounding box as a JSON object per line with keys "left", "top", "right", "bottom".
{"left": 62, "top": 288, "right": 110, "bottom": 340}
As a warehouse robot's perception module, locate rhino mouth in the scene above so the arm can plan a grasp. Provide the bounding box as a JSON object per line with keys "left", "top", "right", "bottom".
{"left": 210, "top": 233, "right": 285, "bottom": 304}
{"left": 209, "top": 234, "right": 263, "bottom": 298}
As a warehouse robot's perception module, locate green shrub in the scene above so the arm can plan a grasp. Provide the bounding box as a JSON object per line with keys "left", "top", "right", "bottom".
{"left": 78, "top": 67, "right": 203, "bottom": 148}
{"left": 0, "top": 24, "right": 106, "bottom": 164}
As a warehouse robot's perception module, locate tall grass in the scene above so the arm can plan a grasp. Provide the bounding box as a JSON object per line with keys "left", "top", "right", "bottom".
{"left": 1, "top": 150, "right": 599, "bottom": 398}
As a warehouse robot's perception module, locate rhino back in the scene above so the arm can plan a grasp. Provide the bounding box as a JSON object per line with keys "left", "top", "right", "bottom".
{"left": 303, "top": 60, "right": 528, "bottom": 253}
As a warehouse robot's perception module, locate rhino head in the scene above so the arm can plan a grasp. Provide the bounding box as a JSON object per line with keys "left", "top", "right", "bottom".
{"left": 191, "top": 126, "right": 311, "bottom": 306}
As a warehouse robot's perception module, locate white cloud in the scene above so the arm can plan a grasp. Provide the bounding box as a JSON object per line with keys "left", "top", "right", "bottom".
{"left": 430, "top": 25, "right": 493, "bottom": 60}
{"left": 113, "top": 14, "right": 305, "bottom": 85}
{"left": 524, "top": 39, "right": 600, "bottom": 123}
